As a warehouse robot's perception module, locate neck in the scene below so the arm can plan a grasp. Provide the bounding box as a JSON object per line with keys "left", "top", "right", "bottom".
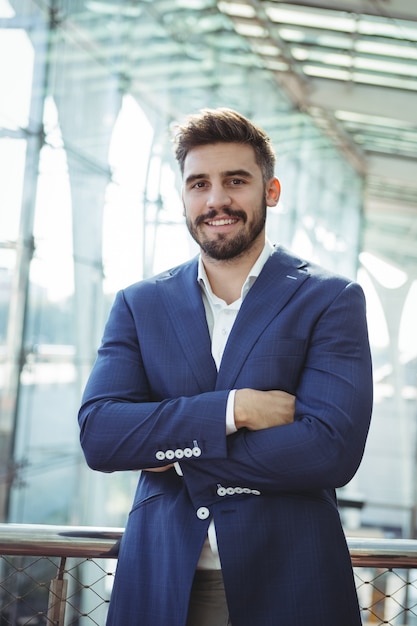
{"left": 201, "top": 236, "right": 265, "bottom": 305}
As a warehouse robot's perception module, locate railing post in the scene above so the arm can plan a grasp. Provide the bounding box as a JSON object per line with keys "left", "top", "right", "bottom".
{"left": 47, "top": 556, "right": 68, "bottom": 626}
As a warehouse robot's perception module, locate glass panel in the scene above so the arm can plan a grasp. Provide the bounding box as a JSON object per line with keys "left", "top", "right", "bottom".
{"left": 0, "top": 0, "right": 413, "bottom": 544}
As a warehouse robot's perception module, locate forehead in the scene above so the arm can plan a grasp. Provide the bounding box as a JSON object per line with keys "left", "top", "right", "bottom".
{"left": 182, "top": 142, "right": 260, "bottom": 178}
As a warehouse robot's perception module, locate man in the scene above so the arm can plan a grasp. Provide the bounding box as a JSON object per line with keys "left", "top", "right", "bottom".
{"left": 78, "top": 108, "right": 373, "bottom": 625}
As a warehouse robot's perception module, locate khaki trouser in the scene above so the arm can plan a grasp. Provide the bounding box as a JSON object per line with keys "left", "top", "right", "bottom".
{"left": 186, "top": 569, "right": 232, "bottom": 626}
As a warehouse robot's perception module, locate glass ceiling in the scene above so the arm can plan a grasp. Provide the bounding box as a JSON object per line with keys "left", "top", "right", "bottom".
{"left": 219, "top": 1, "right": 417, "bottom": 142}
{"left": 2, "top": 0, "right": 417, "bottom": 266}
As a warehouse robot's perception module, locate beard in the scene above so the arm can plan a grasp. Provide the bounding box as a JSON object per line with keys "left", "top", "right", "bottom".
{"left": 186, "top": 205, "right": 267, "bottom": 261}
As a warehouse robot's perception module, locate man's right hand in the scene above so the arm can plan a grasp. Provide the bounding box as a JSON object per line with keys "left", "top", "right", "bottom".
{"left": 234, "top": 389, "right": 295, "bottom": 431}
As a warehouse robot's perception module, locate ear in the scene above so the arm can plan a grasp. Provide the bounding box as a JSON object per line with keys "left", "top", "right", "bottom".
{"left": 265, "top": 177, "right": 281, "bottom": 207}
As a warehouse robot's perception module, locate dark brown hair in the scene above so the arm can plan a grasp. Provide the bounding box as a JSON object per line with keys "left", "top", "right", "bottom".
{"left": 173, "top": 108, "right": 276, "bottom": 182}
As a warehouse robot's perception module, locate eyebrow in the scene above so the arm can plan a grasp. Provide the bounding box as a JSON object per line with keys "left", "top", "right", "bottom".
{"left": 184, "top": 169, "right": 254, "bottom": 185}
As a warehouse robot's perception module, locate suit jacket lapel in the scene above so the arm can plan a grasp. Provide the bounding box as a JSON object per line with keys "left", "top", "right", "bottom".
{"left": 157, "top": 257, "right": 218, "bottom": 393}
{"left": 216, "top": 247, "right": 309, "bottom": 390}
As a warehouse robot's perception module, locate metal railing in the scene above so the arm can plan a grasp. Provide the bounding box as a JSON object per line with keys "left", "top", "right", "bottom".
{"left": 1, "top": 524, "right": 417, "bottom": 625}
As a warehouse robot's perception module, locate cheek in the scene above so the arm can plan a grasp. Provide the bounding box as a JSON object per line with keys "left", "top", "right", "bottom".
{"left": 182, "top": 197, "right": 201, "bottom": 220}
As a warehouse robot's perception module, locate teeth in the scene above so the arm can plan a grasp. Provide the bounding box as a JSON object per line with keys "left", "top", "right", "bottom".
{"left": 207, "top": 218, "right": 236, "bottom": 226}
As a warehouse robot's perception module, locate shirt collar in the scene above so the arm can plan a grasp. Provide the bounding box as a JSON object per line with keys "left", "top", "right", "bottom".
{"left": 198, "top": 239, "right": 274, "bottom": 304}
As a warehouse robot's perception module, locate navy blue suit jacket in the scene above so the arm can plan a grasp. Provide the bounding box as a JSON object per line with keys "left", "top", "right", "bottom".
{"left": 79, "top": 246, "right": 373, "bottom": 626}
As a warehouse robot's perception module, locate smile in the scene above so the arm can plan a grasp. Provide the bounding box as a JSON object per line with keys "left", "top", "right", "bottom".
{"left": 206, "top": 218, "right": 238, "bottom": 226}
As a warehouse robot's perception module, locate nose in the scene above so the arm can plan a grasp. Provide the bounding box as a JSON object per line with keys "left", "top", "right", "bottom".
{"left": 206, "top": 183, "right": 232, "bottom": 210}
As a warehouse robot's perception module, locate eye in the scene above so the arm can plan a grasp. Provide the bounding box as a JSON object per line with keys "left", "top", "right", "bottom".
{"left": 229, "top": 178, "right": 245, "bottom": 185}
{"left": 191, "top": 181, "right": 207, "bottom": 189}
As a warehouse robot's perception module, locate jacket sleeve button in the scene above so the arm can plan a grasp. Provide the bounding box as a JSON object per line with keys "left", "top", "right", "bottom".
{"left": 165, "top": 450, "right": 175, "bottom": 460}
{"left": 174, "top": 449, "right": 184, "bottom": 459}
{"left": 155, "top": 451, "right": 165, "bottom": 460}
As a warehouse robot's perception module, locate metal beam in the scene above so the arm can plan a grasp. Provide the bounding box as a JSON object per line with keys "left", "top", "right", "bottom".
{"left": 0, "top": 9, "right": 50, "bottom": 522}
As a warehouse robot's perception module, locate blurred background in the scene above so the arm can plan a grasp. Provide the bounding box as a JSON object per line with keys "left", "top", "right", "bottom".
{"left": 0, "top": 0, "right": 416, "bottom": 539}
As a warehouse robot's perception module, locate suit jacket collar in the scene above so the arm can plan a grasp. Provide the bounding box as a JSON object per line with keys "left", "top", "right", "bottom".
{"left": 156, "top": 257, "right": 218, "bottom": 393}
{"left": 216, "top": 246, "right": 309, "bottom": 389}
{"left": 156, "top": 247, "right": 309, "bottom": 392}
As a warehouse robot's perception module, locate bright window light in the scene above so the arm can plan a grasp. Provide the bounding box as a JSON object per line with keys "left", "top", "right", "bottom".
{"left": 335, "top": 111, "right": 411, "bottom": 130}
{"left": 357, "top": 268, "right": 389, "bottom": 349}
{"left": 234, "top": 22, "right": 267, "bottom": 38}
{"left": 0, "top": 29, "right": 33, "bottom": 130}
{"left": 292, "top": 48, "right": 417, "bottom": 78}
{"left": 86, "top": 1, "right": 141, "bottom": 16}
{"left": 303, "top": 64, "right": 417, "bottom": 91}
{"left": 354, "top": 71, "right": 417, "bottom": 91}
{"left": 303, "top": 65, "right": 351, "bottom": 81}
{"left": 251, "top": 43, "right": 281, "bottom": 57}
{"left": 177, "top": 0, "right": 215, "bottom": 8}
{"left": 263, "top": 59, "right": 289, "bottom": 72}
{"left": 355, "top": 135, "right": 417, "bottom": 155}
{"left": 0, "top": 0, "right": 14, "bottom": 17}
{"left": 278, "top": 27, "right": 306, "bottom": 43}
{"left": 399, "top": 281, "right": 417, "bottom": 362}
{"left": 358, "top": 18, "right": 417, "bottom": 42}
{"left": 292, "top": 47, "right": 352, "bottom": 67}
{"left": 314, "top": 34, "right": 352, "bottom": 49}
{"left": 267, "top": 6, "right": 356, "bottom": 33}
{"left": 290, "top": 47, "right": 309, "bottom": 62}
{"left": 267, "top": 4, "right": 417, "bottom": 43}
{"left": 355, "top": 56, "right": 417, "bottom": 77}
{"left": 218, "top": 1, "right": 256, "bottom": 18}
{"left": 360, "top": 252, "right": 407, "bottom": 289}
{"left": 356, "top": 40, "right": 417, "bottom": 61}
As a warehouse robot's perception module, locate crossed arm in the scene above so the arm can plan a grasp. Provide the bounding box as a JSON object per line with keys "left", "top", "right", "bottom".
{"left": 79, "top": 280, "right": 372, "bottom": 491}
{"left": 234, "top": 389, "right": 295, "bottom": 430}
{"left": 145, "top": 389, "right": 295, "bottom": 472}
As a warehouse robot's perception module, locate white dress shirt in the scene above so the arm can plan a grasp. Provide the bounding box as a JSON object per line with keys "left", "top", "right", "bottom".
{"left": 187, "top": 239, "right": 274, "bottom": 570}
